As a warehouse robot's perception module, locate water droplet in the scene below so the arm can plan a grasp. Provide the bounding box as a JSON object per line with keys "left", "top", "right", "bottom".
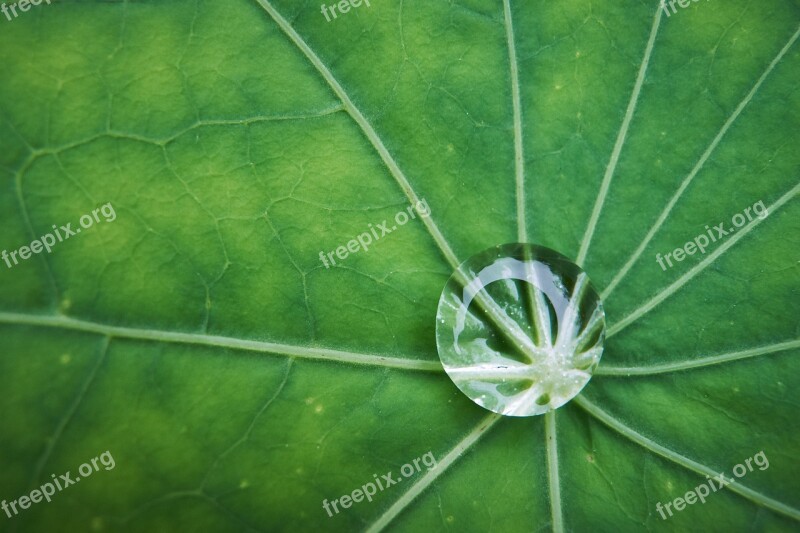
{"left": 436, "top": 243, "right": 605, "bottom": 417}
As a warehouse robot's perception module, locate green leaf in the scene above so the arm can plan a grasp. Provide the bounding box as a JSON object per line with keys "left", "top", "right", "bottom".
{"left": 1, "top": 0, "right": 798, "bottom": 531}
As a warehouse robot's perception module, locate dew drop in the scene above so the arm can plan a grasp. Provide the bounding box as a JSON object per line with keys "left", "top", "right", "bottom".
{"left": 436, "top": 244, "right": 605, "bottom": 417}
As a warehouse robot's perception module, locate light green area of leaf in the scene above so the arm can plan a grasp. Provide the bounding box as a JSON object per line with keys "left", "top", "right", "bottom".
{"left": 0, "top": 0, "right": 798, "bottom": 531}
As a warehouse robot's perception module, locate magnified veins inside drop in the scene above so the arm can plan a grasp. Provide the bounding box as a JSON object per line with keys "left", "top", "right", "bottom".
{"left": 436, "top": 243, "right": 606, "bottom": 417}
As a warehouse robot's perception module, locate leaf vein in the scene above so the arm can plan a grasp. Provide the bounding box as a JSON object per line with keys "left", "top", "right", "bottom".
{"left": 545, "top": 411, "right": 564, "bottom": 533}
{"left": 596, "top": 339, "right": 800, "bottom": 376}
{"left": 29, "top": 336, "right": 110, "bottom": 488}
{"left": 254, "top": 0, "right": 462, "bottom": 271}
{"left": 574, "top": 395, "right": 800, "bottom": 521}
{"left": 602, "top": 23, "right": 800, "bottom": 298}
{"left": 608, "top": 180, "right": 800, "bottom": 337}
{"left": 576, "top": 2, "right": 664, "bottom": 265}
{"left": 0, "top": 311, "right": 442, "bottom": 372}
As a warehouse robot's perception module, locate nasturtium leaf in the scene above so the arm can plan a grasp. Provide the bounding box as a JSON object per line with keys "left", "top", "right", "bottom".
{"left": 0, "top": 0, "right": 798, "bottom": 531}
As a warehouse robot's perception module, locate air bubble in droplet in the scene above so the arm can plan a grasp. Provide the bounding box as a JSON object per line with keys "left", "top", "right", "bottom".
{"left": 436, "top": 243, "right": 605, "bottom": 417}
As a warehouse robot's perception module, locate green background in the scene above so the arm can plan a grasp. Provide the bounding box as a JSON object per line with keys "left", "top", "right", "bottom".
{"left": 0, "top": 0, "right": 798, "bottom": 531}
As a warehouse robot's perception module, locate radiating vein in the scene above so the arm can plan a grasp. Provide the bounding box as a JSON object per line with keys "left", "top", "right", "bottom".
{"left": 574, "top": 395, "right": 800, "bottom": 521}
{"left": 365, "top": 413, "right": 503, "bottom": 533}
{"left": 253, "top": 0, "right": 554, "bottom": 367}
{"left": 602, "top": 23, "right": 800, "bottom": 298}
{"left": 596, "top": 339, "right": 800, "bottom": 376}
{"left": 608, "top": 180, "right": 800, "bottom": 337}
{"left": 504, "top": 0, "right": 526, "bottom": 243}
{"left": 0, "top": 311, "right": 443, "bottom": 372}
{"left": 545, "top": 411, "right": 564, "bottom": 533}
{"left": 254, "top": 0, "right": 460, "bottom": 271}
{"left": 503, "top": 0, "right": 553, "bottom": 348}
{"left": 29, "top": 336, "right": 110, "bottom": 488}
{"left": 576, "top": 3, "right": 663, "bottom": 266}
{"left": 446, "top": 362, "right": 538, "bottom": 381}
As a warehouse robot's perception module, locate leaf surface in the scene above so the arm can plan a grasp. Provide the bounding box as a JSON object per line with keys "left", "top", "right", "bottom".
{"left": 1, "top": 0, "right": 799, "bottom": 531}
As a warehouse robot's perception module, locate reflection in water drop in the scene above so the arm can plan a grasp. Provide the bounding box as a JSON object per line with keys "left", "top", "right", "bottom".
{"left": 436, "top": 244, "right": 605, "bottom": 417}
